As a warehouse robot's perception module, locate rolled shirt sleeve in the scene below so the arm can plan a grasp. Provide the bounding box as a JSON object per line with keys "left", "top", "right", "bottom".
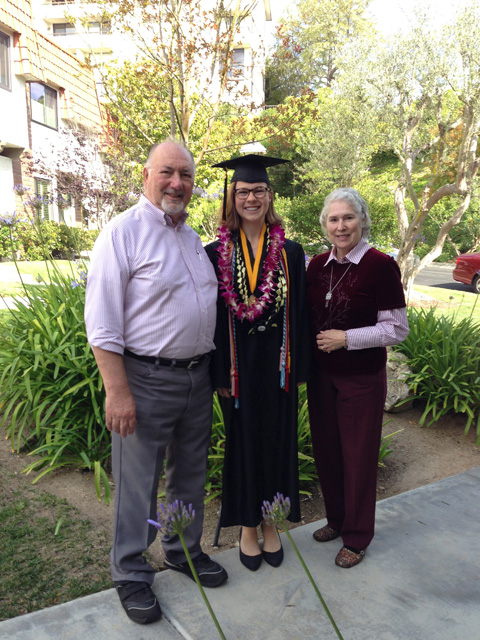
{"left": 345, "top": 307, "right": 409, "bottom": 350}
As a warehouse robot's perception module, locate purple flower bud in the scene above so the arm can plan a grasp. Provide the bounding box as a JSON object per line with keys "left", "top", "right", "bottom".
{"left": 13, "top": 184, "right": 30, "bottom": 196}
{"left": 261, "top": 493, "right": 291, "bottom": 525}
{"left": 148, "top": 499, "right": 195, "bottom": 537}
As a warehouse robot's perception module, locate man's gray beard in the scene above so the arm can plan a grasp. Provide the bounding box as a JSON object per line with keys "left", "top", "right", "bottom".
{"left": 161, "top": 195, "right": 185, "bottom": 216}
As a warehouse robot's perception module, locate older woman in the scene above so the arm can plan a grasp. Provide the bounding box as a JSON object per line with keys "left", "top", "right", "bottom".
{"left": 206, "top": 154, "right": 309, "bottom": 571}
{"left": 306, "top": 187, "right": 409, "bottom": 568}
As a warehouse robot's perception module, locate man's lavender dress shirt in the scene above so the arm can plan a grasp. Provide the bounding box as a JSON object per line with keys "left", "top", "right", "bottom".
{"left": 85, "top": 195, "right": 218, "bottom": 359}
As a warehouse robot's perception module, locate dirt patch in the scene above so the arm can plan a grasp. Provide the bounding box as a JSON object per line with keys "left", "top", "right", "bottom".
{"left": 1, "top": 405, "right": 479, "bottom": 569}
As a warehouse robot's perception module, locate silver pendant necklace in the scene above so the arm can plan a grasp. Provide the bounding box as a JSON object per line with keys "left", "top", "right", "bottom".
{"left": 325, "top": 261, "right": 352, "bottom": 307}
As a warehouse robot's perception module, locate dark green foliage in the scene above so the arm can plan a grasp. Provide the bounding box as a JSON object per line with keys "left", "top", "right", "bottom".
{"left": 275, "top": 193, "right": 329, "bottom": 254}
{"left": 0, "top": 264, "right": 111, "bottom": 503}
{"left": 205, "top": 394, "right": 227, "bottom": 502}
{"left": 296, "top": 384, "right": 317, "bottom": 492}
{"left": 394, "top": 308, "right": 480, "bottom": 442}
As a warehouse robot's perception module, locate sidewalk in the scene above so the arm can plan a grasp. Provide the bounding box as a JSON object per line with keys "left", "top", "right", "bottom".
{"left": 1, "top": 467, "right": 479, "bottom": 640}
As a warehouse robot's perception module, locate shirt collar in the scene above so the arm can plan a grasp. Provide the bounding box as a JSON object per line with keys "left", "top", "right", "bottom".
{"left": 140, "top": 194, "right": 189, "bottom": 228}
{"left": 324, "top": 237, "right": 370, "bottom": 266}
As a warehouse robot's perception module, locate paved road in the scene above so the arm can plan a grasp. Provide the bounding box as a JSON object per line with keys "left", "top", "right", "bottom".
{"left": 414, "top": 263, "right": 473, "bottom": 292}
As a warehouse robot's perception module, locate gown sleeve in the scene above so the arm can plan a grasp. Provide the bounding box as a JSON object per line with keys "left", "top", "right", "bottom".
{"left": 286, "top": 241, "right": 311, "bottom": 385}
{"left": 205, "top": 242, "right": 232, "bottom": 390}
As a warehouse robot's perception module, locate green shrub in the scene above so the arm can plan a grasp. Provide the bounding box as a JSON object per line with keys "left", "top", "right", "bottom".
{"left": 0, "top": 264, "right": 111, "bottom": 503}
{"left": 275, "top": 193, "right": 329, "bottom": 253}
{"left": 394, "top": 308, "right": 480, "bottom": 442}
{"left": 0, "top": 220, "right": 97, "bottom": 261}
{"left": 296, "top": 384, "right": 317, "bottom": 492}
{"left": 205, "top": 394, "right": 226, "bottom": 502}
{"left": 0, "top": 226, "right": 20, "bottom": 258}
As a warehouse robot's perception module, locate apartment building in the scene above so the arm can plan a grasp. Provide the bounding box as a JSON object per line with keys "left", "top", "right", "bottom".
{"left": 31, "top": 0, "right": 272, "bottom": 105}
{"left": 0, "top": 0, "right": 103, "bottom": 226}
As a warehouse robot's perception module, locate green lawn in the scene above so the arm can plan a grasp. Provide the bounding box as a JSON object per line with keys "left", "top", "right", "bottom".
{"left": 0, "top": 260, "right": 84, "bottom": 297}
{"left": 411, "top": 284, "right": 480, "bottom": 323}
{"left": 0, "top": 467, "right": 111, "bottom": 620}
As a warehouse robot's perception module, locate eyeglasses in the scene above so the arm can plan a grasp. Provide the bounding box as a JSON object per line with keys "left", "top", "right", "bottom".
{"left": 234, "top": 187, "right": 271, "bottom": 200}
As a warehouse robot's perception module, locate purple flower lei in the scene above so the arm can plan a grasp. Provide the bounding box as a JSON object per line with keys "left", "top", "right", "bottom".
{"left": 216, "top": 223, "right": 286, "bottom": 322}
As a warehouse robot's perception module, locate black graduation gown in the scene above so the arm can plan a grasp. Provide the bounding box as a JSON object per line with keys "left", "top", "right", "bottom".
{"left": 205, "top": 236, "right": 310, "bottom": 527}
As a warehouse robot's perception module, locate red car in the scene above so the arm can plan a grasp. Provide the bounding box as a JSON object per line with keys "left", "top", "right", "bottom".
{"left": 453, "top": 252, "right": 480, "bottom": 293}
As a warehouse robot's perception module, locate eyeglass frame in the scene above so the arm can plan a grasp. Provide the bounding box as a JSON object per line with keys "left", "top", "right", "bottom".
{"left": 233, "top": 186, "right": 272, "bottom": 200}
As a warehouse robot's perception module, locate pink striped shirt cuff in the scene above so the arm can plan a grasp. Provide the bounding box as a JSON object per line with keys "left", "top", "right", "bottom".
{"left": 346, "top": 307, "right": 409, "bottom": 350}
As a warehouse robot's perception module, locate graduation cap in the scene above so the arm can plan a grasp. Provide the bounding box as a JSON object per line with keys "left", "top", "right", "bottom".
{"left": 212, "top": 154, "right": 289, "bottom": 220}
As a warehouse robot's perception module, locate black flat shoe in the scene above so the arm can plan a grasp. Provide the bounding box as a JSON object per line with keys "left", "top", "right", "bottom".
{"left": 239, "top": 527, "right": 262, "bottom": 571}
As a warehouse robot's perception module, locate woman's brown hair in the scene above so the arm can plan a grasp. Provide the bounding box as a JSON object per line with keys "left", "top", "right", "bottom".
{"left": 218, "top": 183, "right": 283, "bottom": 231}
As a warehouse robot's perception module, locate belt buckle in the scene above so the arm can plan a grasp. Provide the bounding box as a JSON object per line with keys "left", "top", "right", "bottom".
{"left": 187, "top": 357, "right": 200, "bottom": 370}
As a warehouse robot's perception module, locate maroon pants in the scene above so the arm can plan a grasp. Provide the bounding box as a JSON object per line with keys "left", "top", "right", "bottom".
{"left": 307, "top": 367, "right": 387, "bottom": 550}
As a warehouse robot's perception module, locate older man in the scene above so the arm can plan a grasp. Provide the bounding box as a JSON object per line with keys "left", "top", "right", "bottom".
{"left": 85, "top": 140, "right": 227, "bottom": 625}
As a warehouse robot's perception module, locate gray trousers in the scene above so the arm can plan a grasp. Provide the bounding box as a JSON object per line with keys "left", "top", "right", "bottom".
{"left": 110, "top": 355, "right": 213, "bottom": 584}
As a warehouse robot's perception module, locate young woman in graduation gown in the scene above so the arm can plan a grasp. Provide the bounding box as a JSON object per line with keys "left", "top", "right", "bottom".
{"left": 205, "top": 155, "right": 310, "bottom": 571}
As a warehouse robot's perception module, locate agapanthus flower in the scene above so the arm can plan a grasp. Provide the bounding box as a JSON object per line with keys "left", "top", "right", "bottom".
{"left": 24, "top": 195, "right": 50, "bottom": 212}
{"left": 261, "top": 492, "right": 291, "bottom": 526}
{"left": 193, "top": 186, "right": 208, "bottom": 198}
{"left": 70, "top": 280, "right": 80, "bottom": 289}
{"left": 13, "top": 184, "right": 30, "bottom": 196}
{"left": 0, "top": 213, "right": 19, "bottom": 227}
{"left": 148, "top": 500, "right": 195, "bottom": 538}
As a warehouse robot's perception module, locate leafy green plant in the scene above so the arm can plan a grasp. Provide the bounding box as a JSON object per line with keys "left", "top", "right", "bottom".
{"left": 297, "top": 384, "right": 317, "bottom": 492}
{"left": 394, "top": 308, "right": 480, "bottom": 442}
{"left": 205, "top": 394, "right": 226, "bottom": 502}
{"left": 0, "top": 264, "right": 111, "bottom": 503}
{"left": 379, "top": 428, "right": 403, "bottom": 467}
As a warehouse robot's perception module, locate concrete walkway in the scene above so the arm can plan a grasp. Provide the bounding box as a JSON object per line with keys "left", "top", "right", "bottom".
{"left": 2, "top": 467, "right": 479, "bottom": 640}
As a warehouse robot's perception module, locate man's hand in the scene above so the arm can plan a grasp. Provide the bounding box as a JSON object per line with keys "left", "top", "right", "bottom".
{"left": 105, "top": 391, "right": 136, "bottom": 438}
{"left": 92, "top": 347, "right": 137, "bottom": 438}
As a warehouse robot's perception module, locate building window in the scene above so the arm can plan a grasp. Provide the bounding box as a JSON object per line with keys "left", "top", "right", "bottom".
{"left": 53, "top": 23, "right": 76, "bottom": 36}
{"left": 35, "top": 178, "right": 52, "bottom": 221}
{"left": 229, "top": 48, "right": 245, "bottom": 79}
{"left": 87, "top": 22, "right": 111, "bottom": 34}
{"left": 30, "top": 83, "right": 58, "bottom": 129}
{"left": 0, "top": 31, "right": 10, "bottom": 90}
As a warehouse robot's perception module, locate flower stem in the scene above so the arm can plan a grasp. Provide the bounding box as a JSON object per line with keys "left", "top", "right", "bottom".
{"left": 281, "top": 522, "right": 344, "bottom": 640}
{"left": 178, "top": 532, "right": 226, "bottom": 640}
{"left": 8, "top": 228, "right": 31, "bottom": 302}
